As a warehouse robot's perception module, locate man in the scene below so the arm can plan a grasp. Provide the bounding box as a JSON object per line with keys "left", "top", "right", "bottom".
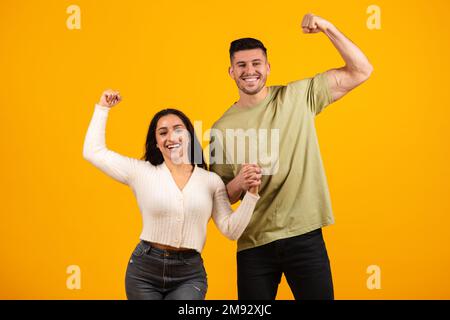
{"left": 209, "top": 13, "right": 373, "bottom": 300}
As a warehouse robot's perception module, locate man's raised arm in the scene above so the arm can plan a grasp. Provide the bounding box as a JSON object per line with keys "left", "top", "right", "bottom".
{"left": 302, "top": 13, "right": 374, "bottom": 102}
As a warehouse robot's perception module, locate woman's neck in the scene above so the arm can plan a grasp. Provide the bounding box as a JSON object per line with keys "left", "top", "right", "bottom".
{"left": 164, "top": 159, "right": 193, "bottom": 174}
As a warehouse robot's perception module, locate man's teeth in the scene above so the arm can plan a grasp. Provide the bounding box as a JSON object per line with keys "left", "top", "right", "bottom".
{"left": 243, "top": 77, "right": 258, "bottom": 82}
{"left": 167, "top": 144, "right": 181, "bottom": 149}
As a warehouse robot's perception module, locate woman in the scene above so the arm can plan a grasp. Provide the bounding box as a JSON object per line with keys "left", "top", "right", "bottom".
{"left": 83, "top": 89, "right": 261, "bottom": 300}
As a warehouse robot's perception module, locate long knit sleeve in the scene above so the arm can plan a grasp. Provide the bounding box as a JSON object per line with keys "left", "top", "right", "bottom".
{"left": 83, "top": 104, "right": 142, "bottom": 185}
{"left": 211, "top": 176, "right": 260, "bottom": 240}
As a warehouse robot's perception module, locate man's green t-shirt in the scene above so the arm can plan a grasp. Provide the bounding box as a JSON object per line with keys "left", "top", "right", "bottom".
{"left": 210, "top": 73, "right": 335, "bottom": 252}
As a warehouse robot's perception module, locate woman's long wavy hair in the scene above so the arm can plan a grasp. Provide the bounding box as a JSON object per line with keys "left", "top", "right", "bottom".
{"left": 142, "top": 109, "right": 207, "bottom": 169}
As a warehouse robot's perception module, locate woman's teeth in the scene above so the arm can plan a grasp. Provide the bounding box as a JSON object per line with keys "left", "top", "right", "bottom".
{"left": 167, "top": 143, "right": 181, "bottom": 150}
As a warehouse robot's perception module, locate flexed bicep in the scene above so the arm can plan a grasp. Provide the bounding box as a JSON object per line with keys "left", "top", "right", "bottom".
{"left": 325, "top": 67, "right": 372, "bottom": 102}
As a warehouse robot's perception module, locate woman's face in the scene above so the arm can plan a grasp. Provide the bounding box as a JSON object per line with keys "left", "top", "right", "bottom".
{"left": 155, "top": 114, "right": 190, "bottom": 165}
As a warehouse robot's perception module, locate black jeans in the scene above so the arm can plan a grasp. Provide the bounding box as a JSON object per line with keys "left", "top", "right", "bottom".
{"left": 125, "top": 240, "right": 208, "bottom": 300}
{"left": 237, "top": 228, "right": 334, "bottom": 300}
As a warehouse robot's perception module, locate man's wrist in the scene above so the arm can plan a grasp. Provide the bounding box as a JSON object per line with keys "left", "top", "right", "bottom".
{"left": 234, "top": 178, "right": 246, "bottom": 194}
{"left": 322, "top": 21, "right": 335, "bottom": 34}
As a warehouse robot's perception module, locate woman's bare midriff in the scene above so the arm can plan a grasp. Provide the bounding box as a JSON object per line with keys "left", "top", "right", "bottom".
{"left": 150, "top": 242, "right": 192, "bottom": 251}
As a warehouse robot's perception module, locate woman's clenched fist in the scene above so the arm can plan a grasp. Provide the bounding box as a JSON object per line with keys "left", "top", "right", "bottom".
{"left": 98, "top": 89, "right": 122, "bottom": 108}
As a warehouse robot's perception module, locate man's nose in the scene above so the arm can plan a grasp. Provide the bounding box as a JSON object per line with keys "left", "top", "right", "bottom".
{"left": 245, "top": 64, "right": 255, "bottom": 74}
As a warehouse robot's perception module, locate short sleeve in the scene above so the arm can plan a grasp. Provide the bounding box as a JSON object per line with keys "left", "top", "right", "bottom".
{"left": 288, "top": 73, "right": 333, "bottom": 116}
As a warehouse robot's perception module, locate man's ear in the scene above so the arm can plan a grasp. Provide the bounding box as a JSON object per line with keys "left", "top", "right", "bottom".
{"left": 267, "top": 62, "right": 271, "bottom": 75}
{"left": 228, "top": 66, "right": 234, "bottom": 79}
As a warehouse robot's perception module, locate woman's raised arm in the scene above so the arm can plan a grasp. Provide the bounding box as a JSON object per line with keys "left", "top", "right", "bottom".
{"left": 83, "top": 90, "right": 143, "bottom": 185}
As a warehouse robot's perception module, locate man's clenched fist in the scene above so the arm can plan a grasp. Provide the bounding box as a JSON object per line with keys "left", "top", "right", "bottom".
{"left": 301, "top": 13, "right": 332, "bottom": 34}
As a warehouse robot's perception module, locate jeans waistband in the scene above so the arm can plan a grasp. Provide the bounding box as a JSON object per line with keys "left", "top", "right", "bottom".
{"left": 140, "top": 240, "right": 199, "bottom": 259}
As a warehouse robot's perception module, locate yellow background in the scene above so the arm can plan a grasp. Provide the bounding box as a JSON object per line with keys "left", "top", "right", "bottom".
{"left": 1, "top": 0, "right": 449, "bottom": 299}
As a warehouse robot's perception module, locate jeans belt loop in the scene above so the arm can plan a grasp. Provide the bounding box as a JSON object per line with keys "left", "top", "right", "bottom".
{"left": 143, "top": 241, "right": 151, "bottom": 255}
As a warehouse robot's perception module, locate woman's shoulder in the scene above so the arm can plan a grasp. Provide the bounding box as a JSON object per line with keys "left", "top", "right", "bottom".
{"left": 137, "top": 160, "right": 165, "bottom": 174}
{"left": 195, "top": 166, "right": 224, "bottom": 186}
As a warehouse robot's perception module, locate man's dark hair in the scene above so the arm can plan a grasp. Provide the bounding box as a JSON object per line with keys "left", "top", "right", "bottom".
{"left": 229, "top": 38, "right": 267, "bottom": 61}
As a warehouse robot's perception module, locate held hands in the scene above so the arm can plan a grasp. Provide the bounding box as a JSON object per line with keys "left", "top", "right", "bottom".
{"left": 248, "top": 185, "right": 260, "bottom": 196}
{"left": 237, "top": 164, "right": 262, "bottom": 196}
{"left": 98, "top": 89, "right": 122, "bottom": 108}
{"left": 301, "top": 13, "right": 332, "bottom": 34}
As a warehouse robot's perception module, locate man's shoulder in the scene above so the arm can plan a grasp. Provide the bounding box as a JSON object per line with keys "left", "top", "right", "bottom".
{"left": 286, "top": 77, "right": 313, "bottom": 90}
{"left": 211, "top": 106, "right": 238, "bottom": 131}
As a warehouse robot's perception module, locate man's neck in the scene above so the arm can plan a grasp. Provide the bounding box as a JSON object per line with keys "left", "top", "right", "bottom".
{"left": 235, "top": 86, "right": 269, "bottom": 108}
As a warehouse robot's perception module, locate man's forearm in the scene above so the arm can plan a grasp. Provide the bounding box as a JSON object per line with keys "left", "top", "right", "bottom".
{"left": 226, "top": 177, "right": 244, "bottom": 204}
{"left": 323, "top": 23, "right": 373, "bottom": 75}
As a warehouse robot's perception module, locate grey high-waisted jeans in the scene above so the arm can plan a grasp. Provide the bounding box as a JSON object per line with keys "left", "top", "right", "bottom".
{"left": 125, "top": 240, "right": 208, "bottom": 300}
